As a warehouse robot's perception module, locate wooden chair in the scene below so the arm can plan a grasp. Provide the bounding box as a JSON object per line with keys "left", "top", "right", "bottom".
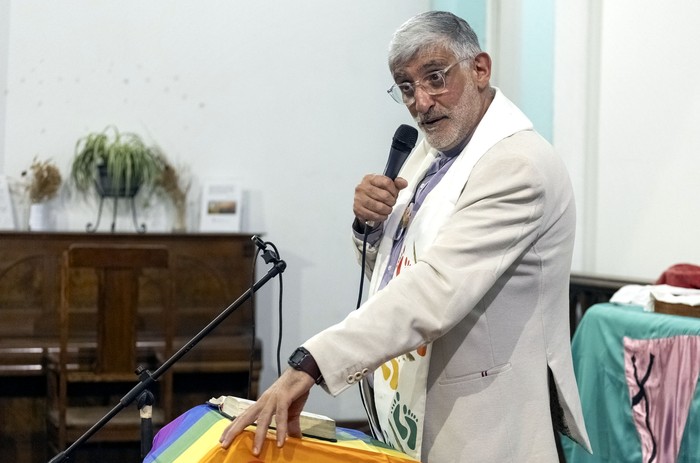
{"left": 45, "top": 244, "right": 174, "bottom": 454}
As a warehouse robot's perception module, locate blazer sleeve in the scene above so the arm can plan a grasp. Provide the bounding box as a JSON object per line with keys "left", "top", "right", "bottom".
{"left": 306, "top": 139, "right": 551, "bottom": 395}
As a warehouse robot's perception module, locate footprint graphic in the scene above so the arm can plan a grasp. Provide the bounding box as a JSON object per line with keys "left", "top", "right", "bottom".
{"left": 401, "top": 405, "right": 419, "bottom": 451}
{"left": 381, "top": 357, "right": 400, "bottom": 390}
{"left": 390, "top": 392, "right": 419, "bottom": 452}
{"left": 390, "top": 392, "right": 408, "bottom": 440}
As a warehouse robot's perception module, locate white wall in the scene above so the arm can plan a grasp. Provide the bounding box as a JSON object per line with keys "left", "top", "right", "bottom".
{"left": 1, "top": 0, "right": 430, "bottom": 420}
{"left": 554, "top": 0, "right": 700, "bottom": 280}
{"left": 0, "top": 0, "right": 9, "bottom": 173}
{"left": 553, "top": 0, "right": 602, "bottom": 272}
{"left": 594, "top": 0, "right": 700, "bottom": 278}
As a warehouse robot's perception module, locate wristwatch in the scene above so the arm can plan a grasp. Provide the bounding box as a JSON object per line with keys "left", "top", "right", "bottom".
{"left": 288, "top": 347, "right": 323, "bottom": 384}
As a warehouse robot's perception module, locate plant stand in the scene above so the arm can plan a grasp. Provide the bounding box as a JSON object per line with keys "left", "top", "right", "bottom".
{"left": 87, "top": 195, "right": 146, "bottom": 233}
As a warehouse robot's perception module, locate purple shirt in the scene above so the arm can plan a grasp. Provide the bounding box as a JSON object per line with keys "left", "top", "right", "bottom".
{"left": 378, "top": 152, "right": 457, "bottom": 290}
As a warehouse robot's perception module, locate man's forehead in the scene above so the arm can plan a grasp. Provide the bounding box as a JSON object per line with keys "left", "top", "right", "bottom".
{"left": 392, "top": 47, "right": 456, "bottom": 79}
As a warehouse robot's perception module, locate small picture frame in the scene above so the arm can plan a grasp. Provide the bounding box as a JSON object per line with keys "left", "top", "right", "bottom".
{"left": 199, "top": 180, "right": 242, "bottom": 232}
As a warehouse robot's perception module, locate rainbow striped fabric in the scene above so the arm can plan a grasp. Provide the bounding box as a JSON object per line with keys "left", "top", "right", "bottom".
{"left": 144, "top": 404, "right": 420, "bottom": 463}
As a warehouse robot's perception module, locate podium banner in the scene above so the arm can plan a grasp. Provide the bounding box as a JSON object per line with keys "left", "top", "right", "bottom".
{"left": 145, "top": 404, "right": 420, "bottom": 463}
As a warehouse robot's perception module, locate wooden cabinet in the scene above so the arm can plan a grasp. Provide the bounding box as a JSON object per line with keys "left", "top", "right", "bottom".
{"left": 0, "top": 232, "right": 262, "bottom": 462}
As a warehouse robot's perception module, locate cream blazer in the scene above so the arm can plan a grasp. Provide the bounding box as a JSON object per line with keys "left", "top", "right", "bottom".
{"left": 305, "top": 101, "right": 591, "bottom": 462}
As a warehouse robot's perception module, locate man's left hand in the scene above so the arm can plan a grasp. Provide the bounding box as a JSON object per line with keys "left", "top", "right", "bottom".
{"left": 219, "top": 368, "right": 315, "bottom": 456}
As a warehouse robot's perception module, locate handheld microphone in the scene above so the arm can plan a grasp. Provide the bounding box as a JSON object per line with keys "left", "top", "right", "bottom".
{"left": 383, "top": 124, "right": 419, "bottom": 180}
{"left": 365, "top": 124, "right": 418, "bottom": 229}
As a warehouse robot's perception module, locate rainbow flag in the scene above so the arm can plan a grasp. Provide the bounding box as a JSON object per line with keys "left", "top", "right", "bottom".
{"left": 144, "top": 404, "right": 420, "bottom": 463}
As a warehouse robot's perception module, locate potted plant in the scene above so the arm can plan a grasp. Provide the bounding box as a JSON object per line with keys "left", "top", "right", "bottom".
{"left": 70, "top": 126, "right": 164, "bottom": 199}
{"left": 23, "top": 157, "right": 63, "bottom": 230}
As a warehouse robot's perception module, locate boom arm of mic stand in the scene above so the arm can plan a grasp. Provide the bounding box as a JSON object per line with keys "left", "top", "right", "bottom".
{"left": 48, "top": 254, "right": 286, "bottom": 463}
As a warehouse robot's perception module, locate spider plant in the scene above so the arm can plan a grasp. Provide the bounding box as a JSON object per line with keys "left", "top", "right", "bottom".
{"left": 71, "top": 126, "right": 164, "bottom": 198}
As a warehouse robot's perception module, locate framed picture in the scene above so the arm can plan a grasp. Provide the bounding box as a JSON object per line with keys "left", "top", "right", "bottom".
{"left": 199, "top": 180, "right": 242, "bottom": 232}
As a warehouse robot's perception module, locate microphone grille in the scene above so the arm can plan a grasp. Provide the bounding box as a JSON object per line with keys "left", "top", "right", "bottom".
{"left": 393, "top": 124, "right": 418, "bottom": 151}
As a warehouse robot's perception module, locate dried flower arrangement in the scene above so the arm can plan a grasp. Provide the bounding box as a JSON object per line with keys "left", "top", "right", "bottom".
{"left": 23, "top": 157, "right": 63, "bottom": 203}
{"left": 153, "top": 149, "right": 191, "bottom": 231}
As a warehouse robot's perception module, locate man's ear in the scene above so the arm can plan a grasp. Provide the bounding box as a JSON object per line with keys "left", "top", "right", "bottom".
{"left": 473, "top": 52, "right": 492, "bottom": 89}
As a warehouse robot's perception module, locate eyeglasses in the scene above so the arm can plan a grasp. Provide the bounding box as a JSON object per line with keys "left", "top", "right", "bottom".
{"left": 387, "top": 57, "right": 470, "bottom": 105}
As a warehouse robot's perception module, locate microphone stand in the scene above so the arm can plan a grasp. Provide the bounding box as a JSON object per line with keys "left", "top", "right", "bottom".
{"left": 48, "top": 235, "right": 286, "bottom": 463}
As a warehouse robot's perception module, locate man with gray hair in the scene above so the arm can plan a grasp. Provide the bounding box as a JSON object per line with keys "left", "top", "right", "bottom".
{"left": 221, "top": 10, "right": 591, "bottom": 462}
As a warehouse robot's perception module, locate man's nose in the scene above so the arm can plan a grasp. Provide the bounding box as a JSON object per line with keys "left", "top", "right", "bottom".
{"left": 413, "top": 86, "right": 435, "bottom": 113}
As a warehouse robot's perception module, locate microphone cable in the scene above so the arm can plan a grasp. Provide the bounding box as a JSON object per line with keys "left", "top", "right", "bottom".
{"left": 355, "top": 224, "right": 380, "bottom": 439}
{"left": 264, "top": 240, "right": 284, "bottom": 378}
{"left": 356, "top": 226, "right": 371, "bottom": 310}
{"left": 247, "top": 238, "right": 285, "bottom": 399}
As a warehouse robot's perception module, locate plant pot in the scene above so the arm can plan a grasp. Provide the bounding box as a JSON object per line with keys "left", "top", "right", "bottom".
{"left": 95, "top": 165, "right": 142, "bottom": 198}
{"left": 28, "top": 203, "right": 54, "bottom": 231}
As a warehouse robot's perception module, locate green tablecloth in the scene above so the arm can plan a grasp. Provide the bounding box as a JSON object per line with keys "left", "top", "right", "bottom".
{"left": 562, "top": 303, "right": 700, "bottom": 462}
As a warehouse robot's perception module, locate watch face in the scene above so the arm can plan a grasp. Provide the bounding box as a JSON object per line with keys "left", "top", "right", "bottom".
{"left": 288, "top": 347, "right": 322, "bottom": 384}
{"left": 289, "top": 348, "right": 306, "bottom": 366}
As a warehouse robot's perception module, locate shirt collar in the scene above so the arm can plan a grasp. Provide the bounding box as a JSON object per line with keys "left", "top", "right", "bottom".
{"left": 441, "top": 132, "right": 472, "bottom": 158}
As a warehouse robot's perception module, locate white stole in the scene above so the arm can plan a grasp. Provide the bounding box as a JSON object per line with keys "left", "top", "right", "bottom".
{"left": 368, "top": 89, "right": 533, "bottom": 459}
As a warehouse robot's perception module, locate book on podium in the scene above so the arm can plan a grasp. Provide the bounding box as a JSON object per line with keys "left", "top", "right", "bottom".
{"left": 207, "top": 395, "right": 337, "bottom": 442}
